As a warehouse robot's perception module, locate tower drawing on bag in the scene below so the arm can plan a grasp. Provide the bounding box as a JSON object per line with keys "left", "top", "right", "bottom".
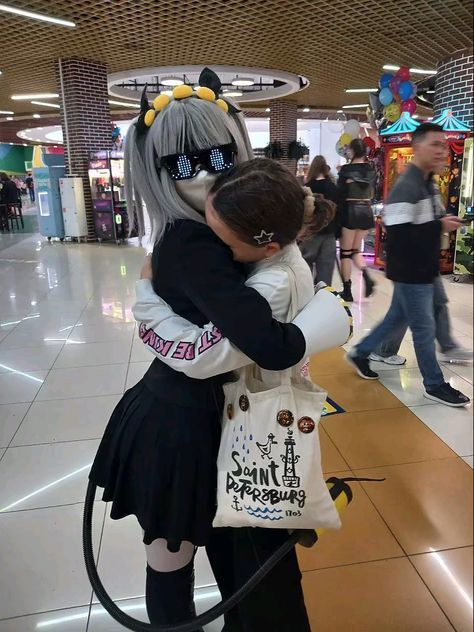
{"left": 256, "top": 433, "right": 278, "bottom": 459}
{"left": 281, "top": 429, "right": 301, "bottom": 488}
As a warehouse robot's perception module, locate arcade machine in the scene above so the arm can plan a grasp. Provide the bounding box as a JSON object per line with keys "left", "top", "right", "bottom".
{"left": 88, "top": 150, "right": 134, "bottom": 244}
{"left": 374, "top": 111, "right": 470, "bottom": 272}
{"left": 33, "top": 150, "right": 66, "bottom": 241}
{"left": 454, "top": 137, "right": 474, "bottom": 281}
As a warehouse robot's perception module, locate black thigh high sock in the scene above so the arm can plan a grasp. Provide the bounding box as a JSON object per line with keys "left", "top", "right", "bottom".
{"left": 145, "top": 562, "right": 204, "bottom": 630}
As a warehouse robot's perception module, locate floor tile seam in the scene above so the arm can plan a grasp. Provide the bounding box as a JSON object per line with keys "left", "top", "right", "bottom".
{"left": 0, "top": 600, "right": 92, "bottom": 623}
{"left": 32, "top": 390, "right": 125, "bottom": 404}
{"left": 0, "top": 500, "right": 85, "bottom": 515}
{"left": 341, "top": 455, "right": 465, "bottom": 472}
{"left": 319, "top": 426, "right": 351, "bottom": 471}
{"left": 6, "top": 436, "right": 101, "bottom": 449}
{"left": 404, "top": 553, "right": 457, "bottom": 631}
{"left": 51, "top": 359, "right": 136, "bottom": 371}
{"left": 408, "top": 544, "right": 473, "bottom": 558}
{"left": 301, "top": 552, "right": 409, "bottom": 574}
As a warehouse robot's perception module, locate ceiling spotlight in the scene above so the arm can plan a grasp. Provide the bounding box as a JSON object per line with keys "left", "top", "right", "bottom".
{"left": 161, "top": 76, "right": 184, "bottom": 87}
{"left": 33, "top": 114, "right": 41, "bottom": 118}
{"left": 31, "top": 100, "right": 60, "bottom": 108}
{"left": 11, "top": 93, "right": 59, "bottom": 100}
{"left": 383, "top": 65, "right": 400, "bottom": 71}
{"left": 23, "top": 143, "right": 27, "bottom": 146}
{"left": 337, "top": 110, "right": 343, "bottom": 113}
{"left": 0, "top": 3, "right": 75, "bottom": 27}
{"left": 265, "top": 107, "right": 271, "bottom": 112}
{"left": 0, "top": 109, "right": 14, "bottom": 114}
{"left": 0, "top": 70, "right": 2, "bottom": 75}
{"left": 345, "top": 88, "right": 378, "bottom": 93}
{"left": 6, "top": 116, "right": 13, "bottom": 120}
{"left": 302, "top": 107, "right": 310, "bottom": 112}
{"left": 108, "top": 100, "right": 139, "bottom": 109}
{"left": 231, "top": 77, "right": 254, "bottom": 87}
{"left": 342, "top": 104, "right": 368, "bottom": 109}
{"left": 426, "top": 90, "right": 435, "bottom": 94}
{"left": 223, "top": 90, "right": 243, "bottom": 98}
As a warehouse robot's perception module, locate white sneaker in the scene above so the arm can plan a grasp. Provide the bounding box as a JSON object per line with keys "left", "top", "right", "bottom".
{"left": 439, "top": 347, "right": 473, "bottom": 363}
{"left": 369, "top": 353, "right": 407, "bottom": 366}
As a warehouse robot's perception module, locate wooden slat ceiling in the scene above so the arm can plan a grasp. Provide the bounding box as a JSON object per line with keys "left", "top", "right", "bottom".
{"left": 0, "top": 0, "right": 472, "bottom": 117}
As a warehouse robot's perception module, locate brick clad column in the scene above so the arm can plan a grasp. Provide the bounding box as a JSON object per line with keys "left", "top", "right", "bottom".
{"left": 56, "top": 58, "right": 112, "bottom": 236}
{"left": 269, "top": 101, "right": 298, "bottom": 173}
{"left": 434, "top": 49, "right": 473, "bottom": 129}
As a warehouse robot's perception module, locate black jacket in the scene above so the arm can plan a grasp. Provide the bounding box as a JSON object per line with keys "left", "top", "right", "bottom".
{"left": 144, "top": 220, "right": 306, "bottom": 408}
{"left": 338, "top": 162, "right": 375, "bottom": 202}
{"left": 0, "top": 179, "right": 19, "bottom": 205}
{"left": 306, "top": 177, "right": 340, "bottom": 235}
{"left": 383, "top": 164, "right": 443, "bottom": 284}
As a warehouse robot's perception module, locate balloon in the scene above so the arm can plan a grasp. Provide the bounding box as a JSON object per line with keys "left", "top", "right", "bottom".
{"left": 400, "top": 98, "right": 417, "bottom": 115}
{"left": 335, "top": 140, "right": 346, "bottom": 157}
{"left": 389, "top": 77, "right": 402, "bottom": 95}
{"left": 340, "top": 133, "right": 352, "bottom": 146}
{"left": 379, "top": 72, "right": 393, "bottom": 89}
{"left": 344, "top": 119, "right": 361, "bottom": 138}
{"left": 397, "top": 66, "right": 410, "bottom": 81}
{"left": 384, "top": 103, "right": 401, "bottom": 122}
{"left": 363, "top": 137, "right": 376, "bottom": 157}
{"left": 379, "top": 87, "right": 394, "bottom": 106}
{"left": 399, "top": 81, "right": 414, "bottom": 101}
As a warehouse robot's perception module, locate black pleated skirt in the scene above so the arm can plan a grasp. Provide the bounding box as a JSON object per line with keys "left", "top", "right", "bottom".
{"left": 89, "top": 380, "right": 222, "bottom": 551}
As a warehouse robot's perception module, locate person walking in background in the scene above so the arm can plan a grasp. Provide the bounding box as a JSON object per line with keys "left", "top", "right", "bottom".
{"left": 338, "top": 138, "right": 376, "bottom": 301}
{"left": 0, "top": 172, "right": 20, "bottom": 205}
{"left": 369, "top": 274, "right": 472, "bottom": 365}
{"left": 25, "top": 172, "right": 35, "bottom": 203}
{"left": 299, "top": 155, "right": 340, "bottom": 285}
{"left": 346, "top": 123, "right": 470, "bottom": 407}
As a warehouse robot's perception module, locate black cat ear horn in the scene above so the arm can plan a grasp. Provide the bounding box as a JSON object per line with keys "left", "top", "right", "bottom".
{"left": 199, "top": 67, "right": 242, "bottom": 115}
{"left": 199, "top": 67, "right": 222, "bottom": 95}
{"left": 135, "top": 84, "right": 151, "bottom": 135}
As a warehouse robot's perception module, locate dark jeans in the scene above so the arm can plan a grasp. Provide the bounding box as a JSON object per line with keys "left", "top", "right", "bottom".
{"left": 356, "top": 281, "right": 445, "bottom": 389}
{"left": 28, "top": 187, "right": 35, "bottom": 202}
{"left": 300, "top": 234, "right": 337, "bottom": 286}
{"left": 206, "top": 527, "right": 310, "bottom": 632}
{"left": 373, "top": 276, "right": 456, "bottom": 357}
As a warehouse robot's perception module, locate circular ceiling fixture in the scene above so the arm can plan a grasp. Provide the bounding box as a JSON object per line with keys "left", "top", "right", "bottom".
{"left": 108, "top": 65, "right": 309, "bottom": 104}
{"left": 231, "top": 76, "right": 254, "bottom": 86}
{"left": 223, "top": 89, "right": 243, "bottom": 98}
{"left": 161, "top": 76, "right": 184, "bottom": 86}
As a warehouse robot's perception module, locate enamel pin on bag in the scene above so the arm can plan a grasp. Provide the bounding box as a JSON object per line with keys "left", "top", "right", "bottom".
{"left": 213, "top": 266, "right": 342, "bottom": 531}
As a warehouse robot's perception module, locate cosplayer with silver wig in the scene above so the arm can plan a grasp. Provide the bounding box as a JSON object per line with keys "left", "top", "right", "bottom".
{"left": 88, "top": 68, "right": 351, "bottom": 631}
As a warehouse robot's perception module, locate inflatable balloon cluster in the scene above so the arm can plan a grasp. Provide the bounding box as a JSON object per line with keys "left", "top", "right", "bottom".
{"left": 368, "top": 66, "right": 417, "bottom": 129}
{"left": 335, "top": 119, "right": 361, "bottom": 157}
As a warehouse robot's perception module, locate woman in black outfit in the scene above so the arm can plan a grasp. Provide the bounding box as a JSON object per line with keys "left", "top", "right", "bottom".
{"left": 337, "top": 138, "right": 376, "bottom": 301}
{"left": 300, "top": 155, "right": 339, "bottom": 286}
{"left": 89, "top": 75, "right": 335, "bottom": 632}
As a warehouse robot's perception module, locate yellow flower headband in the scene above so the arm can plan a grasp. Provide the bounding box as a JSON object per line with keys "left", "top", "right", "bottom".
{"left": 143, "top": 85, "right": 229, "bottom": 128}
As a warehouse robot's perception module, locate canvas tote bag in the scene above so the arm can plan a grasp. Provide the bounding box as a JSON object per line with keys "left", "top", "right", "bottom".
{"left": 213, "top": 265, "right": 341, "bottom": 531}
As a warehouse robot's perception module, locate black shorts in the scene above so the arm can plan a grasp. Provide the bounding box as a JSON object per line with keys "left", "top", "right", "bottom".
{"left": 343, "top": 201, "right": 375, "bottom": 230}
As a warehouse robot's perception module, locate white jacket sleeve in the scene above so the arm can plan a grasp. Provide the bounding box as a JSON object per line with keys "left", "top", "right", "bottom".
{"left": 132, "top": 273, "right": 291, "bottom": 379}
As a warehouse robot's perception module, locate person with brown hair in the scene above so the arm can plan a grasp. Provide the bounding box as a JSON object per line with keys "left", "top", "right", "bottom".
{"left": 299, "top": 155, "right": 340, "bottom": 285}
{"left": 338, "top": 138, "right": 376, "bottom": 301}
{"left": 131, "top": 158, "right": 350, "bottom": 630}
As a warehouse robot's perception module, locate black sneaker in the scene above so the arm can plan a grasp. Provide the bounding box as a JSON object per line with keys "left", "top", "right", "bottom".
{"left": 345, "top": 352, "right": 379, "bottom": 380}
{"left": 424, "top": 383, "right": 471, "bottom": 407}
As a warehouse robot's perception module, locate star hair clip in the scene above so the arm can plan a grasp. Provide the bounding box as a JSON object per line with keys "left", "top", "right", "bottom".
{"left": 254, "top": 230, "right": 274, "bottom": 245}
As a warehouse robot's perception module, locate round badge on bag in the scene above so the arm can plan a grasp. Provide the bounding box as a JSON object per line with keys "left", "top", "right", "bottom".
{"left": 277, "top": 410, "right": 294, "bottom": 427}
{"left": 297, "top": 416, "right": 315, "bottom": 433}
{"left": 239, "top": 395, "right": 250, "bottom": 412}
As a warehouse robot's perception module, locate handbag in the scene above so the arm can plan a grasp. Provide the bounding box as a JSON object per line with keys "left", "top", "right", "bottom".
{"left": 212, "top": 264, "right": 342, "bottom": 531}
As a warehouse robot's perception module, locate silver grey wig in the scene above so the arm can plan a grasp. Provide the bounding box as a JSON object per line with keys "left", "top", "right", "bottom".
{"left": 125, "top": 97, "right": 254, "bottom": 244}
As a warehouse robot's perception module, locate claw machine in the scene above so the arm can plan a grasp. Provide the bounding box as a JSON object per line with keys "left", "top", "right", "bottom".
{"left": 454, "top": 137, "right": 474, "bottom": 280}
{"left": 88, "top": 150, "right": 135, "bottom": 244}
{"left": 374, "top": 111, "right": 470, "bottom": 272}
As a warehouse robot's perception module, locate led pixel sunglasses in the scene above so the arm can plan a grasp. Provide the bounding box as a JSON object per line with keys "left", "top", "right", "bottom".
{"left": 160, "top": 143, "right": 236, "bottom": 181}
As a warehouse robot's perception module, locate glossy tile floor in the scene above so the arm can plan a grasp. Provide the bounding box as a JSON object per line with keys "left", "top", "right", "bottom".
{"left": 0, "top": 233, "right": 472, "bottom": 631}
